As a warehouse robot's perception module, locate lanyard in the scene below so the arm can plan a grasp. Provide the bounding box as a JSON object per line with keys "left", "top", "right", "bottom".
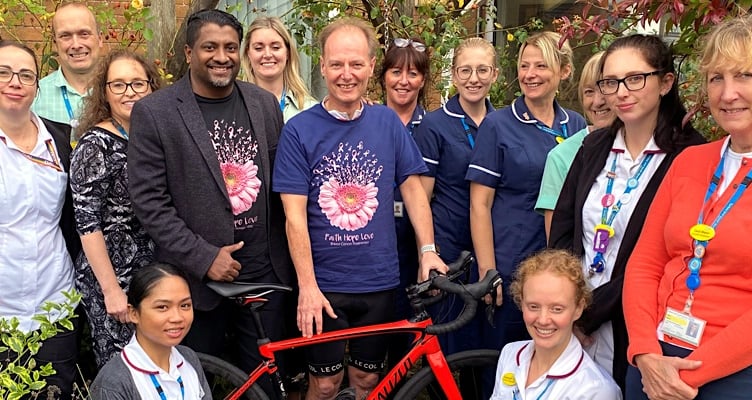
{"left": 460, "top": 117, "right": 475, "bottom": 149}
{"left": 684, "top": 146, "right": 752, "bottom": 312}
{"left": 513, "top": 378, "right": 555, "bottom": 400}
{"left": 148, "top": 373, "right": 185, "bottom": 400}
{"left": 0, "top": 137, "right": 62, "bottom": 172}
{"left": 111, "top": 118, "right": 129, "bottom": 140}
{"left": 279, "top": 88, "right": 286, "bottom": 112}
{"left": 60, "top": 87, "right": 79, "bottom": 128}
{"left": 535, "top": 122, "right": 568, "bottom": 144}
{"left": 589, "top": 151, "right": 655, "bottom": 275}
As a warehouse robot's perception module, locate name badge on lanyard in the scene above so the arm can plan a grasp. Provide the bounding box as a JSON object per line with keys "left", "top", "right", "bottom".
{"left": 661, "top": 307, "right": 706, "bottom": 346}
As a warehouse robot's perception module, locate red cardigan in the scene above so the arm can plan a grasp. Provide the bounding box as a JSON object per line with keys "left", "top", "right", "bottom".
{"left": 624, "top": 138, "right": 752, "bottom": 388}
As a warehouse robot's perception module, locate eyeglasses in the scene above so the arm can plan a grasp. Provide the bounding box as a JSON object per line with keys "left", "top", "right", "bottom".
{"left": 0, "top": 67, "right": 37, "bottom": 86}
{"left": 106, "top": 80, "right": 152, "bottom": 95}
{"left": 454, "top": 65, "right": 494, "bottom": 81}
{"left": 392, "top": 38, "right": 426, "bottom": 52}
{"left": 596, "top": 71, "right": 662, "bottom": 95}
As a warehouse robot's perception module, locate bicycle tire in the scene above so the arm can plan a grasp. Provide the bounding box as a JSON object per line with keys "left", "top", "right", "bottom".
{"left": 393, "top": 349, "right": 499, "bottom": 400}
{"left": 197, "top": 352, "right": 271, "bottom": 400}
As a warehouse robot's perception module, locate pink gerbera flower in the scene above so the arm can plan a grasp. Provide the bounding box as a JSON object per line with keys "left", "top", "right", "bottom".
{"left": 221, "top": 161, "right": 261, "bottom": 215}
{"left": 318, "top": 177, "right": 379, "bottom": 231}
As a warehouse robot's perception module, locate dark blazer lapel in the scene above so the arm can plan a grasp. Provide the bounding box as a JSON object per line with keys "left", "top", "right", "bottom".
{"left": 239, "top": 83, "right": 271, "bottom": 194}
{"left": 174, "top": 75, "right": 230, "bottom": 203}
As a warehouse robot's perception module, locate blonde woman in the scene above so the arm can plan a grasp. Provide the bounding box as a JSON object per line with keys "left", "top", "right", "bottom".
{"left": 467, "top": 32, "right": 586, "bottom": 355}
{"left": 413, "top": 37, "right": 497, "bottom": 355}
{"left": 241, "top": 16, "right": 316, "bottom": 121}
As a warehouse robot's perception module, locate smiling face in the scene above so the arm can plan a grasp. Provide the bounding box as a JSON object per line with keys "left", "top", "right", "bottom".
{"left": 186, "top": 23, "right": 241, "bottom": 98}
{"left": 521, "top": 271, "right": 584, "bottom": 357}
{"left": 601, "top": 47, "right": 672, "bottom": 128}
{"left": 52, "top": 5, "right": 103, "bottom": 77}
{"left": 106, "top": 57, "right": 152, "bottom": 125}
{"left": 247, "top": 27, "right": 288, "bottom": 84}
{"left": 0, "top": 46, "right": 38, "bottom": 115}
{"left": 129, "top": 275, "right": 193, "bottom": 354}
{"left": 582, "top": 83, "right": 614, "bottom": 129}
{"left": 320, "top": 26, "right": 375, "bottom": 116}
{"left": 384, "top": 62, "right": 425, "bottom": 110}
{"left": 518, "top": 45, "right": 570, "bottom": 104}
{"left": 452, "top": 46, "right": 497, "bottom": 107}
{"left": 706, "top": 68, "right": 752, "bottom": 138}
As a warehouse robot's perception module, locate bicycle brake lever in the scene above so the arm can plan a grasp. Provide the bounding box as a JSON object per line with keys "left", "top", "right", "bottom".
{"left": 485, "top": 284, "right": 498, "bottom": 327}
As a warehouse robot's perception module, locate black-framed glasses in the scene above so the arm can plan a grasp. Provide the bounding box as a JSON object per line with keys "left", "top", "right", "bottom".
{"left": 392, "top": 38, "right": 426, "bottom": 52}
{"left": 596, "top": 71, "right": 662, "bottom": 95}
{"left": 106, "top": 80, "right": 151, "bottom": 95}
{"left": 0, "top": 66, "right": 37, "bottom": 86}
{"left": 454, "top": 65, "right": 494, "bottom": 81}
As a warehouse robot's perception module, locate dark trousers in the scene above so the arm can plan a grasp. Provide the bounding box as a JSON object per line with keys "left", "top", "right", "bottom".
{"left": 626, "top": 341, "right": 752, "bottom": 399}
{"left": 183, "top": 270, "right": 286, "bottom": 397}
{"left": 1, "top": 312, "right": 80, "bottom": 400}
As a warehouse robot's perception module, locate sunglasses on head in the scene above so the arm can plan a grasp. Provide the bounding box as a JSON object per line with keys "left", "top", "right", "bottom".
{"left": 392, "top": 38, "right": 426, "bottom": 52}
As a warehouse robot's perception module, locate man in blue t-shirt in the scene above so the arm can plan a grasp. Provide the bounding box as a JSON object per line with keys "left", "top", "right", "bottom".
{"left": 272, "top": 18, "right": 446, "bottom": 400}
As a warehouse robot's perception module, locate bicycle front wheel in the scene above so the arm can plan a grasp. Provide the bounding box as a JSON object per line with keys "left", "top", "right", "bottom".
{"left": 197, "top": 352, "right": 271, "bottom": 400}
{"left": 394, "top": 349, "right": 499, "bottom": 400}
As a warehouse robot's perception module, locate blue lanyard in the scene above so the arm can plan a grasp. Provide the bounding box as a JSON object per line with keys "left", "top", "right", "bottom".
{"left": 685, "top": 146, "right": 752, "bottom": 306}
{"left": 535, "top": 122, "right": 568, "bottom": 143}
{"left": 111, "top": 118, "right": 129, "bottom": 140}
{"left": 512, "top": 378, "right": 555, "bottom": 400}
{"left": 279, "top": 88, "right": 286, "bottom": 112}
{"left": 589, "top": 151, "right": 655, "bottom": 275}
{"left": 60, "top": 87, "right": 79, "bottom": 128}
{"left": 460, "top": 117, "right": 475, "bottom": 149}
{"left": 149, "top": 373, "right": 184, "bottom": 400}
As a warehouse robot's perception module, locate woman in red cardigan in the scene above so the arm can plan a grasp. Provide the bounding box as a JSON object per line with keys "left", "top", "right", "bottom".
{"left": 623, "top": 14, "right": 752, "bottom": 400}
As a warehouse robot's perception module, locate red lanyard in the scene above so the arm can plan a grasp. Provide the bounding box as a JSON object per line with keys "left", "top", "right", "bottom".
{"left": 0, "top": 137, "right": 63, "bottom": 172}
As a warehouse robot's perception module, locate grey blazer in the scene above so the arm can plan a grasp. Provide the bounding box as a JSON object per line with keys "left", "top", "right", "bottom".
{"left": 128, "top": 74, "right": 293, "bottom": 310}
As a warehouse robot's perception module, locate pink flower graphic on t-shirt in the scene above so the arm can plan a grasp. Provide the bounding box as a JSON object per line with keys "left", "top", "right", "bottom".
{"left": 318, "top": 178, "right": 378, "bottom": 231}
{"left": 208, "top": 119, "right": 262, "bottom": 215}
{"left": 221, "top": 161, "right": 261, "bottom": 215}
{"left": 313, "top": 141, "right": 383, "bottom": 231}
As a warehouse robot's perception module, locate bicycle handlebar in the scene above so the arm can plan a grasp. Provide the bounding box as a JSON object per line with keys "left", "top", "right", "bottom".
{"left": 424, "top": 268, "right": 502, "bottom": 335}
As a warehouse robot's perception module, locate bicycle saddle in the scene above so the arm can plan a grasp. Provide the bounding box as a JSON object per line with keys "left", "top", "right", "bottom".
{"left": 206, "top": 281, "right": 293, "bottom": 298}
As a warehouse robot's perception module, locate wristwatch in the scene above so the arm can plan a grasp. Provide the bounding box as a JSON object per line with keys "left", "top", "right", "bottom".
{"left": 420, "top": 244, "right": 439, "bottom": 255}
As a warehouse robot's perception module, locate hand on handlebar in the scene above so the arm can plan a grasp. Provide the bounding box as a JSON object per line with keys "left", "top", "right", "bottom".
{"left": 418, "top": 251, "right": 448, "bottom": 282}
{"left": 479, "top": 266, "right": 502, "bottom": 307}
{"left": 297, "top": 285, "right": 337, "bottom": 338}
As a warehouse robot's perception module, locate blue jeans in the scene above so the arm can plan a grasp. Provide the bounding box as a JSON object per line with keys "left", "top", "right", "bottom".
{"left": 626, "top": 341, "right": 752, "bottom": 399}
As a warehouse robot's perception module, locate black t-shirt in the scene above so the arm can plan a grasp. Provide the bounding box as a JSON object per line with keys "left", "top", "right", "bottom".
{"left": 196, "top": 87, "right": 272, "bottom": 279}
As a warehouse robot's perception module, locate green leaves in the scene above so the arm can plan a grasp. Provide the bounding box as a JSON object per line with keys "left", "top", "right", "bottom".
{"left": 0, "top": 290, "right": 79, "bottom": 399}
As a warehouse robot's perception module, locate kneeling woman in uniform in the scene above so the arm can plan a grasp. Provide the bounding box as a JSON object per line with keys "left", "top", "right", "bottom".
{"left": 91, "top": 263, "right": 211, "bottom": 399}
{"left": 490, "top": 250, "right": 621, "bottom": 399}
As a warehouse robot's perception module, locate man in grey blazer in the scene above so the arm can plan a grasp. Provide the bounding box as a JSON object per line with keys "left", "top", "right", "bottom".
{"left": 128, "top": 9, "right": 293, "bottom": 384}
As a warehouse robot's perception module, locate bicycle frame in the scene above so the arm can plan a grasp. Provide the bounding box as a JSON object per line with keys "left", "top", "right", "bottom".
{"left": 227, "top": 316, "right": 463, "bottom": 400}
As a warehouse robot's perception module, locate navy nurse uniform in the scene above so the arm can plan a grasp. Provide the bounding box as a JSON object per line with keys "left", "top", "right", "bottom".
{"left": 465, "top": 95, "right": 586, "bottom": 351}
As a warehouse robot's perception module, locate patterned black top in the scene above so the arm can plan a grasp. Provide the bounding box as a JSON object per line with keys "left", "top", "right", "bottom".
{"left": 70, "top": 126, "right": 153, "bottom": 366}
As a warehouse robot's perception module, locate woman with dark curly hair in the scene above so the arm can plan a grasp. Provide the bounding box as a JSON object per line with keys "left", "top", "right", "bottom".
{"left": 70, "top": 49, "right": 163, "bottom": 367}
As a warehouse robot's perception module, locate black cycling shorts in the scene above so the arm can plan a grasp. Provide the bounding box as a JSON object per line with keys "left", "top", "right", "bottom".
{"left": 306, "top": 289, "right": 395, "bottom": 376}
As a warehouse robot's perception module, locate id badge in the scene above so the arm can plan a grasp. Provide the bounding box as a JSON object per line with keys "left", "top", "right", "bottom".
{"left": 660, "top": 307, "right": 706, "bottom": 346}
{"left": 394, "top": 201, "right": 404, "bottom": 218}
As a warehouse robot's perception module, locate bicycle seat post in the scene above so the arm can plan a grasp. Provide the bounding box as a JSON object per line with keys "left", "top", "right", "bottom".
{"left": 246, "top": 300, "right": 270, "bottom": 342}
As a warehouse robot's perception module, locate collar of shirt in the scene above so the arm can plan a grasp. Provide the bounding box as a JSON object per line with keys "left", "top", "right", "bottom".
{"left": 612, "top": 128, "right": 664, "bottom": 161}
{"left": 47, "top": 68, "right": 86, "bottom": 95}
{"left": 408, "top": 104, "right": 426, "bottom": 129}
{"left": 322, "top": 96, "right": 365, "bottom": 121}
{"left": 442, "top": 94, "right": 495, "bottom": 126}
{"left": 515, "top": 335, "right": 585, "bottom": 384}
{"left": 122, "top": 335, "right": 192, "bottom": 400}
{"left": 511, "top": 96, "right": 571, "bottom": 127}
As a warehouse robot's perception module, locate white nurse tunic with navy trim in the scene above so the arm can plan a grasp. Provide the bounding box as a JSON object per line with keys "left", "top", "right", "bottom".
{"left": 490, "top": 335, "right": 622, "bottom": 400}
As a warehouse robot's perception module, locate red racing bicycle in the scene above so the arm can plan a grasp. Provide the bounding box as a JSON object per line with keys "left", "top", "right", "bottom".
{"left": 199, "top": 251, "right": 501, "bottom": 400}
